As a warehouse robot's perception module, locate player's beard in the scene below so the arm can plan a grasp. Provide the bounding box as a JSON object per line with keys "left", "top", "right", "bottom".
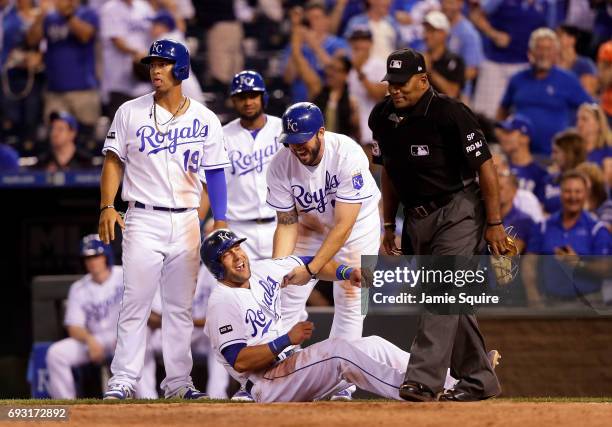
{"left": 296, "top": 135, "right": 322, "bottom": 166}
{"left": 238, "top": 105, "right": 264, "bottom": 123}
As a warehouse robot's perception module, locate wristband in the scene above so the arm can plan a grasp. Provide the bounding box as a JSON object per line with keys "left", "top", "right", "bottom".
{"left": 100, "top": 205, "right": 115, "bottom": 212}
{"left": 267, "top": 333, "right": 291, "bottom": 355}
{"left": 383, "top": 222, "right": 396, "bottom": 231}
{"left": 305, "top": 263, "right": 317, "bottom": 279}
{"left": 487, "top": 220, "right": 503, "bottom": 227}
{"left": 336, "top": 264, "right": 354, "bottom": 281}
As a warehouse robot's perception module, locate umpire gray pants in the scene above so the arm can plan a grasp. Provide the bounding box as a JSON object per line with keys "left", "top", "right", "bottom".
{"left": 402, "top": 185, "right": 501, "bottom": 397}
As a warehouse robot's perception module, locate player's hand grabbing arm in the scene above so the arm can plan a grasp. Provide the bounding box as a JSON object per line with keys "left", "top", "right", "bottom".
{"left": 67, "top": 325, "right": 105, "bottom": 364}
{"left": 283, "top": 259, "right": 362, "bottom": 288}
{"left": 273, "top": 209, "right": 299, "bottom": 258}
{"left": 99, "top": 152, "right": 125, "bottom": 244}
{"left": 233, "top": 321, "right": 314, "bottom": 373}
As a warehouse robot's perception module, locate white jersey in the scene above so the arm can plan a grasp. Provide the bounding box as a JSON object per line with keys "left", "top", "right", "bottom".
{"left": 102, "top": 92, "right": 230, "bottom": 208}
{"left": 64, "top": 266, "right": 124, "bottom": 335}
{"left": 347, "top": 56, "right": 386, "bottom": 145}
{"left": 99, "top": 0, "right": 153, "bottom": 98}
{"left": 223, "top": 115, "right": 283, "bottom": 221}
{"left": 204, "top": 256, "right": 313, "bottom": 385}
{"left": 266, "top": 132, "right": 381, "bottom": 244}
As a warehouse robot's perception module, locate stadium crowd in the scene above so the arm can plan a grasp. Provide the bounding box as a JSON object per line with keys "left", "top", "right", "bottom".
{"left": 1, "top": 0, "right": 610, "bottom": 301}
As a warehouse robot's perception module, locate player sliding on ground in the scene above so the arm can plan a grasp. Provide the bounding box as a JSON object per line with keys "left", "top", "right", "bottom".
{"left": 201, "top": 229, "right": 463, "bottom": 402}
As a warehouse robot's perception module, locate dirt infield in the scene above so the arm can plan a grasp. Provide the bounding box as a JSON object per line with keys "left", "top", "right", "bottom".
{"left": 3, "top": 401, "right": 612, "bottom": 427}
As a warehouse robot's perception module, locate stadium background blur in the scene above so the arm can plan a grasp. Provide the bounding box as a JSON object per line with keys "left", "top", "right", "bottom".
{"left": 0, "top": 0, "right": 610, "bottom": 399}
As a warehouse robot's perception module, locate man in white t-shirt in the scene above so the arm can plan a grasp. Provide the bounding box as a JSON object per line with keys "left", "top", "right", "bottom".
{"left": 266, "top": 102, "right": 381, "bottom": 348}
{"left": 99, "top": 0, "right": 154, "bottom": 117}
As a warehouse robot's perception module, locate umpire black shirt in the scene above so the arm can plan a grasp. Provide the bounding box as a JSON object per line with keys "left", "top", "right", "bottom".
{"left": 368, "top": 88, "right": 491, "bottom": 208}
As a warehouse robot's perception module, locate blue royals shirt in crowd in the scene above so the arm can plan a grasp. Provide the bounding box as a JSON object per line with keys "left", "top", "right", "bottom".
{"left": 501, "top": 66, "right": 592, "bottom": 155}
{"left": 527, "top": 211, "right": 611, "bottom": 298}
{"left": 509, "top": 160, "right": 547, "bottom": 196}
{"left": 43, "top": 6, "right": 99, "bottom": 92}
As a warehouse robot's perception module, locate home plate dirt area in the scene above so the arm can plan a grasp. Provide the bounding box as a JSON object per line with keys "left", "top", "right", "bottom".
{"left": 3, "top": 400, "right": 612, "bottom": 427}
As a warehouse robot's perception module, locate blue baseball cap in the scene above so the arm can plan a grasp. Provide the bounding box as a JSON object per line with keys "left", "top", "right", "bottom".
{"left": 149, "top": 10, "right": 176, "bottom": 32}
{"left": 496, "top": 114, "right": 533, "bottom": 139}
{"left": 50, "top": 111, "right": 78, "bottom": 131}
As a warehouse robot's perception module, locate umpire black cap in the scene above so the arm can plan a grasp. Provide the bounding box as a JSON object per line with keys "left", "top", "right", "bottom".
{"left": 382, "top": 48, "right": 427, "bottom": 84}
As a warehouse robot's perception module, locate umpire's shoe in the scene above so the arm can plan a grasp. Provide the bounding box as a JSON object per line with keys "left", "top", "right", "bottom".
{"left": 171, "top": 386, "right": 210, "bottom": 400}
{"left": 438, "top": 389, "right": 498, "bottom": 402}
{"left": 103, "top": 384, "right": 134, "bottom": 400}
{"left": 399, "top": 382, "right": 437, "bottom": 402}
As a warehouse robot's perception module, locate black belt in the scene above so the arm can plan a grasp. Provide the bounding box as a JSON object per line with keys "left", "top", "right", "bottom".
{"left": 404, "top": 193, "right": 456, "bottom": 219}
{"left": 249, "top": 217, "right": 275, "bottom": 224}
{"left": 134, "top": 201, "right": 189, "bottom": 213}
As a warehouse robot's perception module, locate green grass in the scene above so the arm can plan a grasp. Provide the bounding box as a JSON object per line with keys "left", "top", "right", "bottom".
{"left": 0, "top": 397, "right": 611, "bottom": 405}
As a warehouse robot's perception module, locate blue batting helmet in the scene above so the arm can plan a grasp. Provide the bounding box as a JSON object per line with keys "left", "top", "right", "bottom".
{"left": 141, "top": 38, "right": 190, "bottom": 81}
{"left": 80, "top": 234, "right": 114, "bottom": 266}
{"left": 200, "top": 229, "right": 247, "bottom": 280}
{"left": 230, "top": 70, "right": 269, "bottom": 106}
{"left": 279, "top": 102, "right": 324, "bottom": 145}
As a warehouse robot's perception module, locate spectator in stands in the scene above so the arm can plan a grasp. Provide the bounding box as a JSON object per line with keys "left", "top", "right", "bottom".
{"left": 556, "top": 24, "right": 598, "bottom": 97}
{"left": 27, "top": 0, "right": 100, "bottom": 139}
{"left": 540, "top": 130, "right": 587, "bottom": 214}
{"left": 575, "top": 103, "right": 612, "bottom": 171}
{"left": 575, "top": 162, "right": 611, "bottom": 223}
{"left": 99, "top": 0, "right": 153, "bottom": 118}
{"left": 33, "top": 112, "right": 93, "bottom": 171}
{"left": 328, "top": 0, "right": 366, "bottom": 36}
{"left": 491, "top": 148, "right": 545, "bottom": 224}
{"left": 498, "top": 28, "right": 592, "bottom": 156}
{"left": 388, "top": 0, "right": 439, "bottom": 48}
{"left": 346, "top": 27, "right": 387, "bottom": 151}
{"left": 441, "top": 0, "right": 484, "bottom": 90}
{"left": 498, "top": 167, "right": 535, "bottom": 253}
{"left": 343, "top": 0, "right": 400, "bottom": 60}
{"left": 0, "top": 142, "right": 19, "bottom": 172}
{"left": 422, "top": 11, "right": 465, "bottom": 99}
{"left": 148, "top": 10, "right": 204, "bottom": 103}
{"left": 496, "top": 114, "right": 547, "bottom": 197}
{"left": 283, "top": 2, "right": 348, "bottom": 102}
{"left": 591, "top": 0, "right": 612, "bottom": 53}
{"left": 1, "top": 0, "right": 43, "bottom": 152}
{"left": 597, "top": 41, "right": 612, "bottom": 126}
{"left": 312, "top": 55, "right": 360, "bottom": 141}
{"left": 469, "top": 0, "right": 548, "bottom": 118}
{"left": 525, "top": 170, "right": 611, "bottom": 304}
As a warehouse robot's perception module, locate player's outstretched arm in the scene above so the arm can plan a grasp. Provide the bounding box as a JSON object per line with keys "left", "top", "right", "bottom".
{"left": 272, "top": 209, "right": 299, "bottom": 258}
{"left": 283, "top": 260, "right": 362, "bottom": 288}
{"left": 99, "top": 152, "right": 125, "bottom": 244}
{"left": 232, "top": 321, "right": 313, "bottom": 373}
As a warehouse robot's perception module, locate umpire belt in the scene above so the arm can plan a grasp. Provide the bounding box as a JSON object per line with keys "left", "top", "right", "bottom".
{"left": 405, "top": 182, "right": 476, "bottom": 219}
{"left": 131, "top": 201, "right": 191, "bottom": 213}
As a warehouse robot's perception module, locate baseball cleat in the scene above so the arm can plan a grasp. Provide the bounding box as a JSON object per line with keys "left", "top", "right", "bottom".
{"left": 103, "top": 384, "right": 134, "bottom": 400}
{"left": 172, "top": 386, "right": 210, "bottom": 400}
{"left": 488, "top": 350, "right": 501, "bottom": 370}
{"left": 231, "top": 388, "right": 255, "bottom": 402}
{"left": 330, "top": 388, "right": 353, "bottom": 401}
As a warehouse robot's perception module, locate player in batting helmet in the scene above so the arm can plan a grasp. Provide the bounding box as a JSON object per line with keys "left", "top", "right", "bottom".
{"left": 141, "top": 38, "right": 190, "bottom": 81}
{"left": 230, "top": 70, "right": 269, "bottom": 106}
{"left": 80, "top": 234, "right": 115, "bottom": 266}
{"left": 279, "top": 102, "right": 325, "bottom": 166}
{"left": 201, "top": 229, "right": 247, "bottom": 280}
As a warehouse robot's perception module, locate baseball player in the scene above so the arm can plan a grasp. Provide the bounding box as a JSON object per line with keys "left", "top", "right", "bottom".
{"left": 223, "top": 70, "right": 283, "bottom": 259}
{"left": 200, "top": 229, "right": 458, "bottom": 402}
{"left": 46, "top": 235, "right": 157, "bottom": 399}
{"left": 148, "top": 264, "right": 231, "bottom": 399}
{"left": 98, "top": 38, "right": 230, "bottom": 399}
{"left": 266, "top": 102, "right": 381, "bottom": 341}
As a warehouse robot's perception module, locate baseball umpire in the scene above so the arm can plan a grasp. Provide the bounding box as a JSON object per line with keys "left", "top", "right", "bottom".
{"left": 369, "top": 48, "right": 505, "bottom": 401}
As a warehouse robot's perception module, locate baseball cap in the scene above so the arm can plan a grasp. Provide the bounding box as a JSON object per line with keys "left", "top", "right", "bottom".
{"left": 49, "top": 111, "right": 78, "bottom": 131}
{"left": 496, "top": 114, "right": 533, "bottom": 138}
{"left": 382, "top": 48, "right": 427, "bottom": 84}
{"left": 597, "top": 40, "right": 612, "bottom": 63}
{"left": 347, "top": 26, "right": 372, "bottom": 41}
{"left": 149, "top": 10, "right": 176, "bottom": 32}
{"left": 423, "top": 11, "right": 450, "bottom": 32}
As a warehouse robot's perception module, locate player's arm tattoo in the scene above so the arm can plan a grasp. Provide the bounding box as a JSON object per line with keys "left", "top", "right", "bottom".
{"left": 277, "top": 209, "right": 298, "bottom": 225}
